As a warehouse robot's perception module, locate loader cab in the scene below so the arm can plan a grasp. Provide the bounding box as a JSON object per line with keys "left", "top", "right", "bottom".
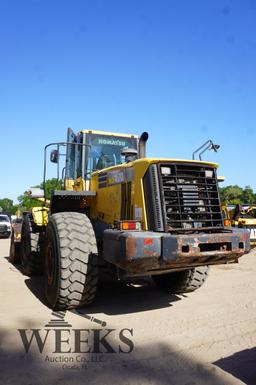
{"left": 65, "top": 128, "right": 139, "bottom": 189}
{"left": 84, "top": 131, "right": 138, "bottom": 173}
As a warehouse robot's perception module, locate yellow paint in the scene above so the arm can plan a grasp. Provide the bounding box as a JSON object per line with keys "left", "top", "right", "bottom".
{"left": 73, "top": 176, "right": 86, "bottom": 191}
{"left": 15, "top": 207, "right": 21, "bottom": 217}
{"left": 32, "top": 207, "right": 49, "bottom": 226}
{"left": 65, "top": 178, "right": 75, "bottom": 191}
{"left": 46, "top": 126, "right": 221, "bottom": 232}
{"left": 222, "top": 203, "right": 256, "bottom": 245}
{"left": 90, "top": 175, "right": 122, "bottom": 223}
{"left": 238, "top": 218, "right": 256, "bottom": 225}
{"left": 15, "top": 232, "right": 21, "bottom": 241}
{"left": 89, "top": 158, "right": 219, "bottom": 230}
{"left": 65, "top": 177, "right": 90, "bottom": 192}
{"left": 92, "top": 158, "right": 219, "bottom": 177}
{"left": 136, "top": 158, "right": 219, "bottom": 168}
{"left": 36, "top": 197, "right": 50, "bottom": 205}
{"left": 63, "top": 126, "right": 221, "bottom": 232}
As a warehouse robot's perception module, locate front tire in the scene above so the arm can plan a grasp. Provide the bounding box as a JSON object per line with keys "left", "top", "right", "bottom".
{"left": 45, "top": 212, "right": 98, "bottom": 310}
{"left": 153, "top": 266, "right": 209, "bottom": 293}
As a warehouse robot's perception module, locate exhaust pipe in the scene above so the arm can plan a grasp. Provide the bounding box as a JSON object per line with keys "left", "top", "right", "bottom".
{"left": 138, "top": 132, "right": 149, "bottom": 158}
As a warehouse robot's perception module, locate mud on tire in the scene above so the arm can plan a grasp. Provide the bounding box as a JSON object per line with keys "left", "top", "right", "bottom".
{"left": 153, "top": 266, "right": 210, "bottom": 293}
{"left": 45, "top": 212, "right": 98, "bottom": 310}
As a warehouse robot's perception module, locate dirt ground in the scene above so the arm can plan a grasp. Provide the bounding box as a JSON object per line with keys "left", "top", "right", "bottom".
{"left": 0, "top": 238, "right": 255, "bottom": 385}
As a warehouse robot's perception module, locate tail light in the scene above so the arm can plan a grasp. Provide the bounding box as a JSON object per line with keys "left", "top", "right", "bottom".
{"left": 118, "top": 221, "right": 141, "bottom": 231}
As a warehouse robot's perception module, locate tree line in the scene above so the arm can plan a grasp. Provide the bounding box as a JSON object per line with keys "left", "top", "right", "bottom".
{"left": 219, "top": 185, "right": 256, "bottom": 205}
{"left": 0, "top": 178, "right": 60, "bottom": 214}
{"left": 0, "top": 183, "right": 256, "bottom": 215}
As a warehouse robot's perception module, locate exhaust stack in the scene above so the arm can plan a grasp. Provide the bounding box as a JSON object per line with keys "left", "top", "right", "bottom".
{"left": 138, "top": 132, "right": 149, "bottom": 158}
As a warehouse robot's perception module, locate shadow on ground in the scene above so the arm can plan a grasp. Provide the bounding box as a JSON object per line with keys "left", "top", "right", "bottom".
{"left": 4, "top": 256, "right": 51, "bottom": 308}
{"left": 5, "top": 255, "right": 183, "bottom": 315}
{"left": 0, "top": 323, "right": 244, "bottom": 385}
{"left": 2, "top": 256, "right": 247, "bottom": 385}
{"left": 214, "top": 347, "right": 256, "bottom": 385}
{"left": 24, "top": 274, "right": 183, "bottom": 315}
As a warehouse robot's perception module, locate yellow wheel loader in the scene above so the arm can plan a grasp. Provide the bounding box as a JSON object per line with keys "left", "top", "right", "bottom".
{"left": 12, "top": 128, "right": 250, "bottom": 310}
{"left": 222, "top": 204, "right": 256, "bottom": 247}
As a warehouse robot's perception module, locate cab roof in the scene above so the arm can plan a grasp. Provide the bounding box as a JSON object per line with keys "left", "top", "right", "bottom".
{"left": 79, "top": 129, "right": 138, "bottom": 139}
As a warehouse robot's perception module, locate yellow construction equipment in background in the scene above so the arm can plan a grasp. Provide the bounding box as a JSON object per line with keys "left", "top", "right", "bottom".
{"left": 222, "top": 203, "right": 256, "bottom": 247}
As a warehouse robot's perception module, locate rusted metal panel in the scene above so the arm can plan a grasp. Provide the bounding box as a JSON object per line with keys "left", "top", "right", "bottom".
{"left": 126, "top": 236, "right": 137, "bottom": 259}
{"left": 125, "top": 233, "right": 162, "bottom": 260}
{"left": 103, "top": 228, "right": 250, "bottom": 276}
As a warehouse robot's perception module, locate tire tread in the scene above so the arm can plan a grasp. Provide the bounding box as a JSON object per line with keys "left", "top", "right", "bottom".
{"left": 46, "top": 212, "right": 98, "bottom": 310}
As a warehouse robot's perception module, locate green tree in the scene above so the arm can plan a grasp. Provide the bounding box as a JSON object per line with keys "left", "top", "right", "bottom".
{"left": 17, "top": 178, "right": 62, "bottom": 211}
{"left": 39, "top": 178, "right": 62, "bottom": 200}
{"left": 240, "top": 185, "right": 256, "bottom": 204}
{"left": 17, "top": 192, "right": 42, "bottom": 211}
{"left": 219, "top": 185, "right": 256, "bottom": 204}
{"left": 0, "top": 198, "right": 18, "bottom": 214}
{"left": 219, "top": 185, "right": 243, "bottom": 204}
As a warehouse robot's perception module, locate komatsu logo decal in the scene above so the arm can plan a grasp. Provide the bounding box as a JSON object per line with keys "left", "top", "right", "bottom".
{"left": 98, "top": 139, "right": 126, "bottom": 146}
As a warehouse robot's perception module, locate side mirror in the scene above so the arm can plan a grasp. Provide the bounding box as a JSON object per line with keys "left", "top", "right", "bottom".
{"left": 50, "top": 149, "right": 59, "bottom": 163}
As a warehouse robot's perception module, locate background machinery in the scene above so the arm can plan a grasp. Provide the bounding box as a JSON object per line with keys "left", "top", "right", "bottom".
{"left": 222, "top": 204, "right": 256, "bottom": 247}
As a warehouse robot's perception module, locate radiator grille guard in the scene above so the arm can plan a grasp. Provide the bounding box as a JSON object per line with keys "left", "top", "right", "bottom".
{"left": 143, "top": 163, "right": 224, "bottom": 232}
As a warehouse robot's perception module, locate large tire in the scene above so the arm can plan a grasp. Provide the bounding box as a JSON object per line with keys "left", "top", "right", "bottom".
{"left": 45, "top": 212, "right": 98, "bottom": 310}
{"left": 9, "top": 232, "right": 21, "bottom": 265}
{"left": 153, "top": 266, "right": 209, "bottom": 293}
{"left": 20, "top": 215, "right": 44, "bottom": 275}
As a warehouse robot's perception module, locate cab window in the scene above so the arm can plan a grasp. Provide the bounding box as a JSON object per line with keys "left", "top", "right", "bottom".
{"left": 86, "top": 134, "right": 138, "bottom": 174}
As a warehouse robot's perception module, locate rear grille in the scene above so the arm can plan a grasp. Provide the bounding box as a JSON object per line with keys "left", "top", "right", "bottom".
{"left": 159, "top": 163, "right": 223, "bottom": 230}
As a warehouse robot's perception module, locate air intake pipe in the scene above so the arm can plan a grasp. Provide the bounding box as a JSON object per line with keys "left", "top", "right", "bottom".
{"left": 138, "top": 132, "right": 149, "bottom": 158}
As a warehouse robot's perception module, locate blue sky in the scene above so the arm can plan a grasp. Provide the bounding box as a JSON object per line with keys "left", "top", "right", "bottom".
{"left": 0, "top": 0, "right": 256, "bottom": 202}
